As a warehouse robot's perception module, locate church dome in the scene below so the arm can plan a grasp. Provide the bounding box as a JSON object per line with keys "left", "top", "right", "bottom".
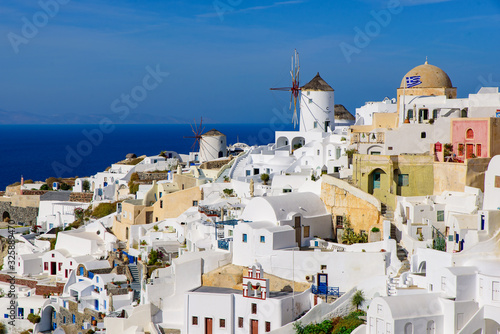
{"left": 400, "top": 61, "right": 453, "bottom": 89}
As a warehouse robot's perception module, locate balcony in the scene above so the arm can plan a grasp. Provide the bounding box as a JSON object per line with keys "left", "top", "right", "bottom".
{"left": 311, "top": 285, "right": 340, "bottom": 297}
{"left": 217, "top": 238, "right": 232, "bottom": 250}
{"left": 352, "top": 132, "right": 385, "bottom": 144}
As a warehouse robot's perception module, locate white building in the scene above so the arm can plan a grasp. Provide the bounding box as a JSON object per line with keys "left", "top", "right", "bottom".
{"left": 354, "top": 97, "right": 397, "bottom": 126}
{"left": 238, "top": 192, "right": 332, "bottom": 249}
{"left": 185, "top": 263, "right": 311, "bottom": 334}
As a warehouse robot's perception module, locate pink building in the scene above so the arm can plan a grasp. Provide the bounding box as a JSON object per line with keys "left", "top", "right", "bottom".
{"left": 451, "top": 118, "right": 500, "bottom": 161}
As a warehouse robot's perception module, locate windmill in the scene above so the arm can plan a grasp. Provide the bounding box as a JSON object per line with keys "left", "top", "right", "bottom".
{"left": 270, "top": 49, "right": 301, "bottom": 128}
{"left": 184, "top": 117, "right": 205, "bottom": 153}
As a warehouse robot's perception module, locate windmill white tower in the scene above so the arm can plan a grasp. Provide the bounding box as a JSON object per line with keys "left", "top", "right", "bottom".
{"left": 199, "top": 129, "right": 227, "bottom": 162}
{"left": 299, "top": 73, "right": 335, "bottom": 133}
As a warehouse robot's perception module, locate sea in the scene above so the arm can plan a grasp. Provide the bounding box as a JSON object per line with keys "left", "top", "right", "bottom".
{"left": 0, "top": 123, "right": 295, "bottom": 190}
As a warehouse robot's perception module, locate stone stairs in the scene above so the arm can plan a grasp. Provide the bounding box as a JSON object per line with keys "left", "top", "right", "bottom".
{"left": 128, "top": 264, "right": 141, "bottom": 300}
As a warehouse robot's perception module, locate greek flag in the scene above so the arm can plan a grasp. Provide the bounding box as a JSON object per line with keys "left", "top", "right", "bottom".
{"left": 406, "top": 76, "right": 422, "bottom": 88}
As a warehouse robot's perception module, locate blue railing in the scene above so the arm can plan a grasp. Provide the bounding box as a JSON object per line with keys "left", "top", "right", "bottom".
{"left": 218, "top": 238, "right": 232, "bottom": 250}
{"left": 312, "top": 285, "right": 340, "bottom": 297}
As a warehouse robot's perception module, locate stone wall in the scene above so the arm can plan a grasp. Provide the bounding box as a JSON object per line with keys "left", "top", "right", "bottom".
{"left": 0, "top": 273, "right": 64, "bottom": 295}
{"left": 0, "top": 201, "right": 39, "bottom": 225}
{"left": 433, "top": 158, "right": 491, "bottom": 195}
{"left": 137, "top": 172, "right": 169, "bottom": 182}
{"left": 69, "top": 192, "right": 93, "bottom": 203}
{"left": 321, "top": 175, "right": 384, "bottom": 235}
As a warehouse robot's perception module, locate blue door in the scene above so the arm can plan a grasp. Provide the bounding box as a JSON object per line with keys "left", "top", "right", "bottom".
{"left": 373, "top": 172, "right": 381, "bottom": 189}
{"left": 317, "top": 273, "right": 328, "bottom": 295}
{"left": 481, "top": 215, "right": 485, "bottom": 230}
{"left": 95, "top": 300, "right": 99, "bottom": 310}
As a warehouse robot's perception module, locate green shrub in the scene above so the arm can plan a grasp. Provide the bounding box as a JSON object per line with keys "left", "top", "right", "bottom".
{"left": 27, "top": 313, "right": 41, "bottom": 324}
{"left": 148, "top": 249, "right": 159, "bottom": 265}
{"left": 223, "top": 188, "right": 233, "bottom": 196}
{"left": 92, "top": 203, "right": 117, "bottom": 218}
{"left": 371, "top": 227, "right": 380, "bottom": 233}
{"left": 82, "top": 180, "right": 91, "bottom": 192}
{"left": 60, "top": 183, "right": 71, "bottom": 190}
{"left": 260, "top": 173, "right": 270, "bottom": 185}
{"left": 40, "top": 184, "right": 50, "bottom": 191}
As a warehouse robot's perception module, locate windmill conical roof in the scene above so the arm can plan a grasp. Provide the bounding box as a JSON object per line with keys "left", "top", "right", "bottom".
{"left": 202, "top": 129, "right": 225, "bottom": 137}
{"left": 301, "top": 73, "right": 334, "bottom": 91}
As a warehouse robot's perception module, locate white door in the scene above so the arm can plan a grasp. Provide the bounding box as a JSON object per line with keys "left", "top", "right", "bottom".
{"left": 376, "top": 319, "right": 385, "bottom": 334}
{"left": 493, "top": 281, "right": 500, "bottom": 301}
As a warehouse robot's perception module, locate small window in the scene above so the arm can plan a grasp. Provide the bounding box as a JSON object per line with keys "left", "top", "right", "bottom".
{"left": 388, "top": 147, "right": 393, "bottom": 150}
{"left": 44, "top": 262, "right": 48, "bottom": 270}
{"left": 476, "top": 144, "right": 482, "bottom": 157}
{"left": 160, "top": 200, "right": 163, "bottom": 208}
{"left": 321, "top": 265, "right": 327, "bottom": 270}
{"left": 336, "top": 216, "right": 344, "bottom": 227}
{"left": 252, "top": 303, "right": 257, "bottom": 314}
{"left": 416, "top": 227, "right": 422, "bottom": 235}
{"left": 260, "top": 236, "right": 265, "bottom": 243}
{"left": 220, "top": 319, "right": 226, "bottom": 328}
{"left": 159, "top": 192, "right": 163, "bottom": 198}
{"left": 193, "top": 200, "right": 198, "bottom": 206}
{"left": 398, "top": 174, "right": 409, "bottom": 187}
{"left": 72, "top": 314, "right": 76, "bottom": 323}
{"left": 246, "top": 170, "right": 251, "bottom": 176}
{"left": 309, "top": 98, "right": 313, "bottom": 104}
{"left": 266, "top": 322, "right": 271, "bottom": 332}
{"left": 421, "top": 132, "right": 426, "bottom": 139}
{"left": 313, "top": 121, "right": 318, "bottom": 128}
{"left": 317, "top": 149, "right": 320, "bottom": 156}
{"left": 193, "top": 316, "right": 199, "bottom": 325}
{"left": 52, "top": 254, "right": 55, "bottom": 258}
{"left": 336, "top": 147, "right": 342, "bottom": 160}
{"left": 466, "top": 129, "right": 474, "bottom": 139}
{"left": 238, "top": 317, "right": 244, "bottom": 328}
{"left": 242, "top": 234, "right": 247, "bottom": 243}
{"left": 437, "top": 210, "right": 444, "bottom": 222}
{"left": 433, "top": 109, "right": 438, "bottom": 119}
{"left": 495, "top": 176, "right": 500, "bottom": 188}
{"left": 407, "top": 109, "right": 413, "bottom": 120}
{"left": 304, "top": 226, "right": 310, "bottom": 238}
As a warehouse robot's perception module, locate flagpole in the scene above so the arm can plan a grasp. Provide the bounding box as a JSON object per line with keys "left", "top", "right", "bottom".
{"left": 403, "top": 77, "right": 406, "bottom": 123}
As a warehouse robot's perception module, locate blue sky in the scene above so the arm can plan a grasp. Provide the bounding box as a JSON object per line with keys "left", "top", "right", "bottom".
{"left": 1, "top": 0, "right": 499, "bottom": 124}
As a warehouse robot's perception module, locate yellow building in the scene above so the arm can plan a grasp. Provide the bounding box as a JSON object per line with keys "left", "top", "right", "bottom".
{"left": 352, "top": 153, "right": 435, "bottom": 210}
{"left": 113, "top": 173, "right": 203, "bottom": 242}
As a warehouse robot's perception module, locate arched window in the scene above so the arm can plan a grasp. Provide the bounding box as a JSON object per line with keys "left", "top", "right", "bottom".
{"left": 405, "top": 322, "right": 413, "bottom": 334}
{"left": 466, "top": 129, "right": 474, "bottom": 139}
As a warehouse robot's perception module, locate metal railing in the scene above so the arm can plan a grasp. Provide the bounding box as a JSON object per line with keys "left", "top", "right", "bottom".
{"left": 311, "top": 285, "right": 340, "bottom": 297}
{"left": 217, "top": 238, "right": 232, "bottom": 250}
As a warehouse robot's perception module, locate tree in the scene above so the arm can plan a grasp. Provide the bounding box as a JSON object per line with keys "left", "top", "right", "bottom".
{"left": 260, "top": 173, "right": 270, "bottom": 185}
{"left": 351, "top": 290, "right": 365, "bottom": 311}
{"left": 60, "top": 182, "right": 71, "bottom": 190}
{"left": 40, "top": 184, "right": 50, "bottom": 190}
{"left": 0, "top": 323, "right": 6, "bottom": 334}
{"left": 82, "top": 180, "right": 91, "bottom": 192}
